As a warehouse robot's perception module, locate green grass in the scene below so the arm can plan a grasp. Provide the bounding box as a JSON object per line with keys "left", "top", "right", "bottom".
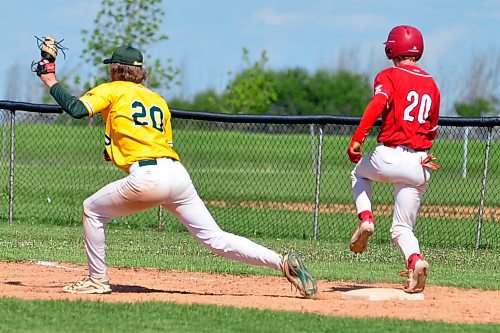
{"left": 1, "top": 298, "right": 498, "bottom": 333}
{"left": 4, "top": 124, "right": 500, "bottom": 206}
{"left": 1, "top": 223, "right": 498, "bottom": 290}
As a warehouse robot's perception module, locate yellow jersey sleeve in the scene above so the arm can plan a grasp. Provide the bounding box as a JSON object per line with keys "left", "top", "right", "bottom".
{"left": 79, "top": 84, "right": 114, "bottom": 117}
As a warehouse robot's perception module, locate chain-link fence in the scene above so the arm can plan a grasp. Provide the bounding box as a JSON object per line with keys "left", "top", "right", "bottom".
{"left": 1, "top": 101, "right": 499, "bottom": 250}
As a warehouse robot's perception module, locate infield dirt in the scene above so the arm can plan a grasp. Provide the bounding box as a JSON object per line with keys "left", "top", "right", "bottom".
{"left": 1, "top": 260, "right": 498, "bottom": 324}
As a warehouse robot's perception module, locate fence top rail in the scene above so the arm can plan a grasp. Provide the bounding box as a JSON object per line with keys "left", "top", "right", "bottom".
{"left": 0, "top": 100, "right": 63, "bottom": 114}
{"left": 1, "top": 100, "right": 499, "bottom": 127}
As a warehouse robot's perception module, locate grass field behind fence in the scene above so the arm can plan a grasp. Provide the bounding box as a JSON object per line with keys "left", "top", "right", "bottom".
{"left": 1, "top": 124, "right": 499, "bottom": 248}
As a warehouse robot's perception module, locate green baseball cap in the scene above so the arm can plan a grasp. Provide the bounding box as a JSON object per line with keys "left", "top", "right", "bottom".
{"left": 103, "top": 45, "right": 143, "bottom": 67}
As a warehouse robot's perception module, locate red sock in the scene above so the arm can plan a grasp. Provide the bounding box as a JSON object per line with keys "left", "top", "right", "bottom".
{"left": 407, "top": 253, "right": 423, "bottom": 269}
{"left": 358, "top": 210, "right": 374, "bottom": 223}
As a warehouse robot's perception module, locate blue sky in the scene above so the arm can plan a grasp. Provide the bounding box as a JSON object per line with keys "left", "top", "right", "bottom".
{"left": 1, "top": 0, "right": 499, "bottom": 115}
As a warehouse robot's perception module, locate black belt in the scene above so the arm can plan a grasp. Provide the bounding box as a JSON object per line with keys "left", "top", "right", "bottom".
{"left": 138, "top": 158, "right": 177, "bottom": 167}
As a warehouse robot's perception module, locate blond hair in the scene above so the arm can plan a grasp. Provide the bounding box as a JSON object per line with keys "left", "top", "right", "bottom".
{"left": 109, "top": 63, "right": 147, "bottom": 83}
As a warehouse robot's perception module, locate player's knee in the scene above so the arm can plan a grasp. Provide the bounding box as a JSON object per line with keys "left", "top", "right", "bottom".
{"left": 390, "top": 224, "right": 414, "bottom": 242}
{"left": 82, "top": 198, "right": 97, "bottom": 219}
{"left": 201, "top": 230, "right": 229, "bottom": 252}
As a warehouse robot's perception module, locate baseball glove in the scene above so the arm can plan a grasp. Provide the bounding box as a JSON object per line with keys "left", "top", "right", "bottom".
{"left": 31, "top": 35, "right": 68, "bottom": 76}
{"left": 39, "top": 36, "right": 59, "bottom": 62}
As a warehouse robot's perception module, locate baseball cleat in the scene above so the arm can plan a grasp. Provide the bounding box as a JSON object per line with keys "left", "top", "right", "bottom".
{"left": 62, "top": 276, "right": 112, "bottom": 294}
{"left": 282, "top": 252, "right": 317, "bottom": 298}
{"left": 349, "top": 219, "right": 375, "bottom": 253}
{"left": 402, "top": 254, "right": 429, "bottom": 294}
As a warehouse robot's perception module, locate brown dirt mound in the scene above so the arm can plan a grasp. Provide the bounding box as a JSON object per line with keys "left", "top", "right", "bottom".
{"left": 1, "top": 261, "right": 498, "bottom": 324}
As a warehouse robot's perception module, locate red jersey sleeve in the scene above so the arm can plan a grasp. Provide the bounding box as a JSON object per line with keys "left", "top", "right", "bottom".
{"left": 352, "top": 94, "right": 387, "bottom": 143}
{"left": 351, "top": 72, "right": 392, "bottom": 143}
{"left": 373, "top": 71, "right": 394, "bottom": 101}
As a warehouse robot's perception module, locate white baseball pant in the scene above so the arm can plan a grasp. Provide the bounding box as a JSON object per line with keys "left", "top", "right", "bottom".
{"left": 351, "top": 145, "right": 431, "bottom": 261}
{"left": 82, "top": 157, "right": 283, "bottom": 279}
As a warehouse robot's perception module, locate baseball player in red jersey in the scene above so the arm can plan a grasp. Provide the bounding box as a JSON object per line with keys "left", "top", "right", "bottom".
{"left": 347, "top": 25, "right": 440, "bottom": 293}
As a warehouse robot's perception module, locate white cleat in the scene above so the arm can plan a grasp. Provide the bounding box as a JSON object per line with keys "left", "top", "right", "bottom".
{"left": 349, "top": 220, "right": 375, "bottom": 254}
{"left": 403, "top": 258, "right": 429, "bottom": 294}
{"left": 62, "top": 276, "right": 112, "bottom": 294}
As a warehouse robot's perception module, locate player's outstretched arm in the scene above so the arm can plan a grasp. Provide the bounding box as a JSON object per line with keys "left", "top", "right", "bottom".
{"left": 49, "top": 83, "right": 89, "bottom": 119}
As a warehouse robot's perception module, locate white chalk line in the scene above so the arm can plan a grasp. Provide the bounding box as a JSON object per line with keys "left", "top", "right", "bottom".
{"left": 33, "top": 260, "right": 84, "bottom": 271}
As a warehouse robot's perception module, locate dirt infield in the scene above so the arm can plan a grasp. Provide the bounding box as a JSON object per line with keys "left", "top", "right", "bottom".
{"left": 206, "top": 200, "right": 500, "bottom": 220}
{"left": 1, "top": 261, "right": 498, "bottom": 324}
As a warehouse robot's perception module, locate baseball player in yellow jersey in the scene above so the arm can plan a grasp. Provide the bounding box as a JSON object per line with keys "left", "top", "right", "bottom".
{"left": 37, "top": 45, "right": 317, "bottom": 297}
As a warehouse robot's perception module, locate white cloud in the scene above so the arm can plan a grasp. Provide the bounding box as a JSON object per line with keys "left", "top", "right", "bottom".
{"left": 424, "top": 25, "right": 468, "bottom": 60}
{"left": 255, "top": 7, "right": 304, "bottom": 26}
{"left": 321, "top": 13, "right": 386, "bottom": 31}
{"left": 465, "top": 9, "right": 500, "bottom": 20}
{"left": 254, "top": 6, "right": 386, "bottom": 31}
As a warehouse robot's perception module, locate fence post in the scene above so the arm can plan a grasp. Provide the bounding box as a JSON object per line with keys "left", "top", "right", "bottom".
{"left": 475, "top": 127, "right": 493, "bottom": 249}
{"left": 462, "top": 127, "right": 470, "bottom": 179}
{"left": 156, "top": 205, "right": 165, "bottom": 232}
{"left": 312, "top": 125, "right": 324, "bottom": 241}
{"left": 8, "top": 110, "right": 15, "bottom": 224}
{"left": 1, "top": 111, "right": 6, "bottom": 161}
{"left": 310, "top": 124, "right": 317, "bottom": 173}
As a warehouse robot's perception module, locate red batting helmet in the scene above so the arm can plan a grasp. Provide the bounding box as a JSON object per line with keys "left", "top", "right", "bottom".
{"left": 384, "top": 25, "right": 424, "bottom": 60}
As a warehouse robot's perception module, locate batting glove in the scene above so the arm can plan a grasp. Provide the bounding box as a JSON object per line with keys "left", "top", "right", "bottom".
{"left": 421, "top": 154, "right": 440, "bottom": 171}
{"left": 347, "top": 139, "right": 363, "bottom": 164}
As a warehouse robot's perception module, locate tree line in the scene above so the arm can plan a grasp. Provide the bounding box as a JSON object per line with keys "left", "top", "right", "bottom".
{"left": 168, "top": 49, "right": 372, "bottom": 116}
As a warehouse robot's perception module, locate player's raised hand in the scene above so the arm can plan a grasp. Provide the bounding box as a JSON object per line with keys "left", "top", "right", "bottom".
{"left": 32, "top": 35, "right": 67, "bottom": 87}
{"left": 421, "top": 154, "right": 440, "bottom": 171}
{"left": 37, "top": 59, "right": 58, "bottom": 88}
